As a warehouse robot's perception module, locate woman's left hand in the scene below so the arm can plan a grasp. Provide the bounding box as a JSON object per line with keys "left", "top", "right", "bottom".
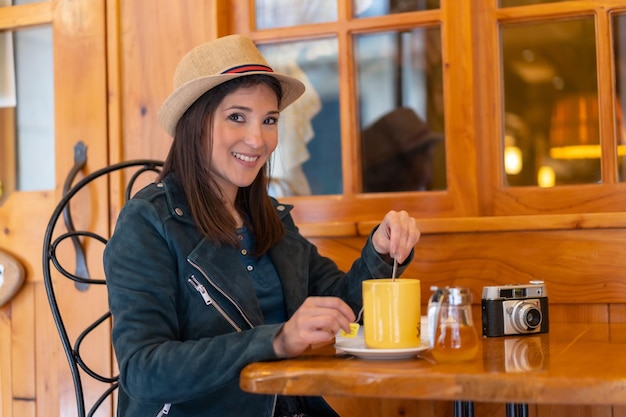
{"left": 371, "top": 210, "right": 420, "bottom": 264}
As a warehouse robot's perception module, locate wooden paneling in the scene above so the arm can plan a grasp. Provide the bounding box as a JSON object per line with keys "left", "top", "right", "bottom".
{"left": 311, "top": 227, "right": 626, "bottom": 305}
{"left": 408, "top": 229, "right": 626, "bottom": 304}
{"left": 0, "top": 192, "right": 52, "bottom": 417}
{"left": 0, "top": 302, "right": 11, "bottom": 417}
{"left": 35, "top": 281, "right": 60, "bottom": 417}
{"left": 0, "top": 108, "right": 15, "bottom": 205}
{"left": 610, "top": 304, "right": 626, "bottom": 322}
{"left": 11, "top": 284, "right": 35, "bottom": 417}
{"left": 114, "top": 0, "right": 224, "bottom": 164}
{"left": 0, "top": 2, "right": 51, "bottom": 30}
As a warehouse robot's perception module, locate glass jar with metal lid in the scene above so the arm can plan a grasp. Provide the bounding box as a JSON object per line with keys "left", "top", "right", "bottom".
{"left": 431, "top": 287, "right": 479, "bottom": 362}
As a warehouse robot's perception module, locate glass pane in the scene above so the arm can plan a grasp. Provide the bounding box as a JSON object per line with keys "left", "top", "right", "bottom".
{"left": 356, "top": 28, "right": 446, "bottom": 193}
{"left": 259, "top": 38, "right": 342, "bottom": 196}
{"left": 354, "top": 0, "right": 439, "bottom": 18}
{"left": 614, "top": 13, "right": 626, "bottom": 183}
{"left": 255, "top": 0, "right": 337, "bottom": 30}
{"left": 500, "top": 0, "right": 567, "bottom": 7}
{"left": 0, "top": 24, "right": 54, "bottom": 200}
{"left": 15, "top": 25, "right": 54, "bottom": 191}
{"left": 501, "top": 18, "right": 598, "bottom": 187}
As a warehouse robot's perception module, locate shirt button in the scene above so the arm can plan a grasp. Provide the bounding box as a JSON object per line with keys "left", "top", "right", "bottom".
{"left": 175, "top": 208, "right": 183, "bottom": 216}
{"left": 276, "top": 205, "right": 285, "bottom": 211}
{"left": 156, "top": 182, "right": 164, "bottom": 188}
{"left": 241, "top": 249, "right": 247, "bottom": 255}
{"left": 247, "top": 265, "right": 253, "bottom": 271}
{"left": 238, "top": 234, "right": 244, "bottom": 241}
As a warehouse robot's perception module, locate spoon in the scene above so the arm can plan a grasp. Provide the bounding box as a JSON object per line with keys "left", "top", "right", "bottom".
{"left": 391, "top": 257, "right": 398, "bottom": 282}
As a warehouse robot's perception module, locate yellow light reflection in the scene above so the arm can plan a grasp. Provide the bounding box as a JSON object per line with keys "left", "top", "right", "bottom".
{"left": 504, "top": 145, "right": 523, "bottom": 175}
{"left": 537, "top": 166, "right": 555, "bottom": 187}
{"left": 549, "top": 145, "right": 626, "bottom": 159}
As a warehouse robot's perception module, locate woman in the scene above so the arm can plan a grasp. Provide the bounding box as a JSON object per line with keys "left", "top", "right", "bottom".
{"left": 104, "top": 34, "right": 420, "bottom": 417}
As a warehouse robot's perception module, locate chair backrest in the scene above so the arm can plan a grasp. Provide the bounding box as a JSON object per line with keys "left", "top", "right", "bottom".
{"left": 43, "top": 151, "right": 163, "bottom": 417}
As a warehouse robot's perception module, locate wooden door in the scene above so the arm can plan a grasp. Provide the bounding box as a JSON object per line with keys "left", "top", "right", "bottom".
{"left": 1, "top": 1, "right": 228, "bottom": 416}
{"left": 0, "top": 1, "right": 109, "bottom": 416}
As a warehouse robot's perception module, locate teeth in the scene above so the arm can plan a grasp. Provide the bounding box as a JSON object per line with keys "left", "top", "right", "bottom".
{"left": 232, "top": 152, "right": 258, "bottom": 163}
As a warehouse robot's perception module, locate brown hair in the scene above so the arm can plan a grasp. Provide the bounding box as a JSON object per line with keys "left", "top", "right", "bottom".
{"left": 159, "top": 75, "right": 285, "bottom": 255}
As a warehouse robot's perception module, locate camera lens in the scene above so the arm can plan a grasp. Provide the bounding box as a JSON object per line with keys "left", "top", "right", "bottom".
{"left": 525, "top": 309, "right": 542, "bottom": 328}
{"left": 511, "top": 302, "right": 542, "bottom": 333}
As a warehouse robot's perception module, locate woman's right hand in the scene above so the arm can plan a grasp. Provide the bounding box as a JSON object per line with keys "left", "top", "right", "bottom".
{"left": 273, "top": 296, "right": 356, "bottom": 358}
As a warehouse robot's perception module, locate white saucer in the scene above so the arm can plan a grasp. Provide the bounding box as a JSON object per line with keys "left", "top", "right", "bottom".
{"left": 335, "top": 329, "right": 428, "bottom": 360}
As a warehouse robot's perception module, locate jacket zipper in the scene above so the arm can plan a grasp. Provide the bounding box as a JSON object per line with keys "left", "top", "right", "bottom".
{"left": 187, "top": 275, "right": 243, "bottom": 332}
{"left": 155, "top": 403, "right": 171, "bottom": 416}
{"left": 187, "top": 259, "right": 255, "bottom": 329}
{"left": 187, "top": 261, "right": 274, "bottom": 414}
{"left": 187, "top": 275, "right": 213, "bottom": 305}
{"left": 271, "top": 393, "right": 278, "bottom": 416}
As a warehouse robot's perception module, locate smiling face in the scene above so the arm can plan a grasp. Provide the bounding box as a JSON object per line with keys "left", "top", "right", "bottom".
{"left": 208, "top": 83, "right": 280, "bottom": 201}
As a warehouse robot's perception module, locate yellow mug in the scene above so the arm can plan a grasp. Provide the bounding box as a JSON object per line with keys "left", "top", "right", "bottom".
{"left": 363, "top": 278, "right": 421, "bottom": 349}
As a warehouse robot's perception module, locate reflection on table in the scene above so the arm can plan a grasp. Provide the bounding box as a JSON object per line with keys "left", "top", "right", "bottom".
{"left": 240, "top": 323, "right": 626, "bottom": 406}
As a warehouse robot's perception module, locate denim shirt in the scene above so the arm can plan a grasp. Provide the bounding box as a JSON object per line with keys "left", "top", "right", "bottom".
{"left": 104, "top": 174, "right": 412, "bottom": 417}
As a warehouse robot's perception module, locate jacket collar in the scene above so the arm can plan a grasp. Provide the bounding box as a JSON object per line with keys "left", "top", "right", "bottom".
{"left": 159, "top": 174, "right": 294, "bottom": 225}
{"left": 159, "top": 173, "right": 302, "bottom": 324}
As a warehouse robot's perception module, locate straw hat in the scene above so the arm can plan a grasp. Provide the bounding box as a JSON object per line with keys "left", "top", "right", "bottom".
{"left": 361, "top": 107, "right": 442, "bottom": 168}
{"left": 158, "top": 34, "right": 306, "bottom": 137}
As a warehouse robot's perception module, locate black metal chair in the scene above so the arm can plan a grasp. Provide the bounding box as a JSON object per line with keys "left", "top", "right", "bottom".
{"left": 43, "top": 142, "right": 162, "bottom": 417}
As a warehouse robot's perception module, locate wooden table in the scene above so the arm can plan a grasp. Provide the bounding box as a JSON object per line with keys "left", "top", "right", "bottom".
{"left": 240, "top": 322, "right": 626, "bottom": 414}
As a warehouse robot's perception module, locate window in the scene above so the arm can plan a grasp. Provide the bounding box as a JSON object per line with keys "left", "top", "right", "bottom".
{"left": 0, "top": 1, "right": 54, "bottom": 205}
{"left": 229, "top": 0, "right": 626, "bottom": 228}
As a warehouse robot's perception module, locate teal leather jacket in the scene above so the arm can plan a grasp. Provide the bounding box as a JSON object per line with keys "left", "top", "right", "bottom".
{"left": 104, "top": 174, "right": 411, "bottom": 417}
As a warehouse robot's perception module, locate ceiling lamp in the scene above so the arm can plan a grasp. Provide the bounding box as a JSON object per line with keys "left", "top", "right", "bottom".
{"left": 549, "top": 93, "right": 626, "bottom": 159}
{"left": 504, "top": 134, "right": 523, "bottom": 175}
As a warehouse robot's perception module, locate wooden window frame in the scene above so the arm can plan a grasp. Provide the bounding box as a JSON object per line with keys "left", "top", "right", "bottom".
{"left": 0, "top": 2, "right": 52, "bottom": 204}
{"left": 225, "top": 0, "right": 626, "bottom": 237}
{"left": 476, "top": 0, "right": 626, "bottom": 217}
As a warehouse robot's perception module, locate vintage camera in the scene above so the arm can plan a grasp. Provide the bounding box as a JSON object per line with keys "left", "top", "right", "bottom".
{"left": 482, "top": 281, "right": 549, "bottom": 337}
